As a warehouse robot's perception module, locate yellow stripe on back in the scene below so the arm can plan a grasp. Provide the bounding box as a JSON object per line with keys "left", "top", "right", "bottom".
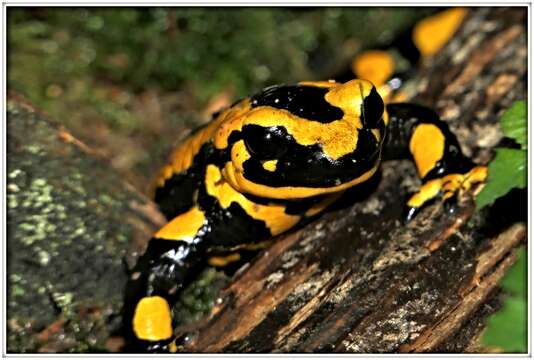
{"left": 154, "top": 206, "right": 206, "bottom": 242}
{"left": 156, "top": 99, "right": 252, "bottom": 187}
{"left": 133, "top": 296, "right": 173, "bottom": 342}
{"left": 409, "top": 123, "right": 445, "bottom": 178}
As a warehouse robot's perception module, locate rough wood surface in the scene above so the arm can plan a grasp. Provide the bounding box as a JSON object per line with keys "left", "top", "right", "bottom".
{"left": 175, "top": 7, "right": 527, "bottom": 353}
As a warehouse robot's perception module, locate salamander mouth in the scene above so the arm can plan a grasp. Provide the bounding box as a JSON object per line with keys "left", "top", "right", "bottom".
{"left": 239, "top": 131, "right": 381, "bottom": 189}
{"left": 225, "top": 156, "right": 381, "bottom": 200}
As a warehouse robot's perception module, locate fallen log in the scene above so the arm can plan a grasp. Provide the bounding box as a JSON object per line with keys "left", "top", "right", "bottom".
{"left": 176, "top": 7, "right": 527, "bottom": 353}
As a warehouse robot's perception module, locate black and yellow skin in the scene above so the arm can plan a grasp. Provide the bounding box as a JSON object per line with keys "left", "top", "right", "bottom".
{"left": 122, "top": 79, "right": 486, "bottom": 352}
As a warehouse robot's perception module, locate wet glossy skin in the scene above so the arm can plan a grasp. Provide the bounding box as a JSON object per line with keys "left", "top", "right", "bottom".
{"left": 122, "top": 78, "right": 486, "bottom": 352}
{"left": 121, "top": 9, "right": 485, "bottom": 352}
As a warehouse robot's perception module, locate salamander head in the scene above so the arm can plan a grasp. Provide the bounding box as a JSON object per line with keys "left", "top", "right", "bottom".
{"left": 215, "top": 79, "right": 387, "bottom": 199}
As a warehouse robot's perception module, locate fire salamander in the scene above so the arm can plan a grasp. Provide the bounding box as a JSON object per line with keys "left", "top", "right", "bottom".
{"left": 122, "top": 78, "right": 487, "bottom": 352}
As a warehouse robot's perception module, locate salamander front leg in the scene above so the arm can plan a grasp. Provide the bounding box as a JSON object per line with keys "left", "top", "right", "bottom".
{"left": 404, "top": 165, "right": 487, "bottom": 221}
{"left": 384, "top": 103, "right": 488, "bottom": 222}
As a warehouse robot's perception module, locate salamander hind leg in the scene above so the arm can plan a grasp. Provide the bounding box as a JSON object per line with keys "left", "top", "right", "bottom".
{"left": 122, "top": 207, "right": 208, "bottom": 353}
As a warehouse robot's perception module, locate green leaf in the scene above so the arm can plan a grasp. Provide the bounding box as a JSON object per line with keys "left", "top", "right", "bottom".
{"left": 481, "top": 248, "right": 527, "bottom": 353}
{"left": 475, "top": 148, "right": 527, "bottom": 210}
{"left": 500, "top": 247, "right": 527, "bottom": 298}
{"left": 500, "top": 100, "right": 527, "bottom": 149}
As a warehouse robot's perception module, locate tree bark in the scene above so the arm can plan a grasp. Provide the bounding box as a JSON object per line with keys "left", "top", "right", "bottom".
{"left": 176, "top": 7, "right": 527, "bottom": 353}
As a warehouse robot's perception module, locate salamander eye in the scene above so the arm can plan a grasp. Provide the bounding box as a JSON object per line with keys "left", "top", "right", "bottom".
{"left": 361, "top": 87, "right": 384, "bottom": 128}
{"left": 242, "top": 125, "right": 289, "bottom": 160}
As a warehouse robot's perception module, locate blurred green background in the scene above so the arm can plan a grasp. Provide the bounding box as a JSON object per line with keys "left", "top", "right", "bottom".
{"left": 8, "top": 7, "right": 434, "bottom": 192}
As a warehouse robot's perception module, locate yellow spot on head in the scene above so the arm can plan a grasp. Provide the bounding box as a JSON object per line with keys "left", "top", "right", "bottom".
{"left": 352, "top": 50, "right": 395, "bottom": 87}
{"left": 262, "top": 159, "right": 278, "bottom": 172}
{"left": 215, "top": 80, "right": 377, "bottom": 163}
{"left": 235, "top": 79, "right": 376, "bottom": 164}
{"left": 133, "top": 296, "right": 173, "bottom": 342}
{"left": 413, "top": 8, "right": 468, "bottom": 58}
{"left": 324, "top": 79, "right": 374, "bottom": 119}
{"left": 409, "top": 123, "right": 445, "bottom": 178}
{"left": 154, "top": 206, "right": 206, "bottom": 242}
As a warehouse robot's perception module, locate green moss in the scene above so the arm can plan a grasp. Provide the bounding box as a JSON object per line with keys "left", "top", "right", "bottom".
{"left": 174, "top": 267, "right": 229, "bottom": 325}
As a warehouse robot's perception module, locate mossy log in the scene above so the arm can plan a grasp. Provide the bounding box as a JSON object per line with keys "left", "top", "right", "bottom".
{"left": 175, "top": 7, "right": 527, "bottom": 353}
{"left": 6, "top": 95, "right": 166, "bottom": 352}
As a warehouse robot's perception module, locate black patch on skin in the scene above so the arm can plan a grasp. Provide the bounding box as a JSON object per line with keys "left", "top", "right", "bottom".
{"left": 242, "top": 192, "right": 329, "bottom": 216}
{"left": 196, "top": 180, "right": 273, "bottom": 248}
{"left": 155, "top": 143, "right": 213, "bottom": 220}
{"left": 250, "top": 84, "right": 344, "bottom": 123}
{"left": 243, "top": 125, "right": 290, "bottom": 160}
{"left": 227, "top": 130, "right": 242, "bottom": 146}
{"left": 361, "top": 87, "right": 385, "bottom": 128}
{"left": 155, "top": 173, "right": 198, "bottom": 220}
{"left": 240, "top": 125, "right": 381, "bottom": 188}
